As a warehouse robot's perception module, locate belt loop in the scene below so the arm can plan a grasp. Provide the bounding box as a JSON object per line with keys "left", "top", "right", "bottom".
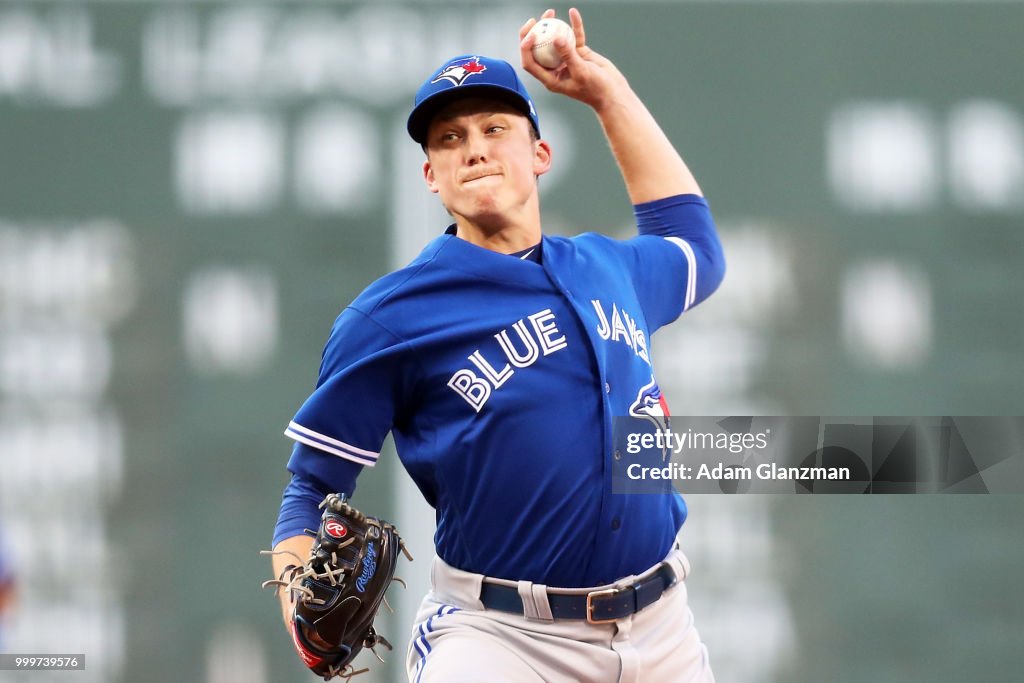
{"left": 517, "top": 580, "right": 555, "bottom": 623}
{"left": 531, "top": 584, "right": 554, "bottom": 623}
{"left": 665, "top": 548, "right": 689, "bottom": 583}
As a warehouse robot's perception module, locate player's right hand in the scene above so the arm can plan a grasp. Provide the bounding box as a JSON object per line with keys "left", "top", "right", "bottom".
{"left": 518, "top": 7, "right": 630, "bottom": 113}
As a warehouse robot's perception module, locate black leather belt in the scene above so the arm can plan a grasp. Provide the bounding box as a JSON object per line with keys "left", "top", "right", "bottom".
{"left": 478, "top": 563, "right": 677, "bottom": 624}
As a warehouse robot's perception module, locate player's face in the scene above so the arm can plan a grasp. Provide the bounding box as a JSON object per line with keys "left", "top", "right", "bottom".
{"left": 422, "top": 98, "right": 551, "bottom": 229}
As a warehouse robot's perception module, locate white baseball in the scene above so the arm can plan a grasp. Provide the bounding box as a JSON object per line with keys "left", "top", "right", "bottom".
{"left": 528, "top": 18, "right": 573, "bottom": 69}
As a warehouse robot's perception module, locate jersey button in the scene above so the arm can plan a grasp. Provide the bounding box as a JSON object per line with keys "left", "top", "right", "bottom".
{"left": 605, "top": 383, "right": 611, "bottom": 394}
{"left": 611, "top": 517, "right": 621, "bottom": 531}
{"left": 613, "top": 450, "right": 621, "bottom": 460}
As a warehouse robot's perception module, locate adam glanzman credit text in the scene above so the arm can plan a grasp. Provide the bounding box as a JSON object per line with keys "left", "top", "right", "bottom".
{"left": 623, "top": 428, "right": 852, "bottom": 482}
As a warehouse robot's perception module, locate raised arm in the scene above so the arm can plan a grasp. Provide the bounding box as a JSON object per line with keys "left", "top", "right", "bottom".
{"left": 519, "top": 7, "right": 702, "bottom": 203}
{"left": 523, "top": 9, "right": 724, "bottom": 324}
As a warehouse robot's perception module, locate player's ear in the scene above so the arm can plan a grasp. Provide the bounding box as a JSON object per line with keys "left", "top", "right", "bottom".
{"left": 533, "top": 139, "right": 552, "bottom": 177}
{"left": 423, "top": 159, "right": 440, "bottom": 194}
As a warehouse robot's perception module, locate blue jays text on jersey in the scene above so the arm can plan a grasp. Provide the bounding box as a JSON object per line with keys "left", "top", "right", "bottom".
{"left": 592, "top": 299, "right": 651, "bottom": 365}
{"left": 278, "top": 194, "right": 725, "bottom": 588}
{"left": 447, "top": 306, "right": 568, "bottom": 412}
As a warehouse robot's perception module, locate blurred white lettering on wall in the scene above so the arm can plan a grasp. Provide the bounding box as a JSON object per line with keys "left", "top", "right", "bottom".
{"left": 841, "top": 259, "right": 933, "bottom": 369}
{"left": 829, "top": 99, "right": 1024, "bottom": 213}
{"left": 176, "top": 110, "right": 284, "bottom": 214}
{"left": 948, "top": 100, "right": 1024, "bottom": 212}
{"left": 294, "top": 104, "right": 381, "bottom": 214}
{"left": 828, "top": 101, "right": 938, "bottom": 212}
{"left": 0, "top": 6, "right": 120, "bottom": 106}
{"left": 0, "top": 218, "right": 132, "bottom": 683}
{"left": 182, "top": 266, "right": 278, "bottom": 375}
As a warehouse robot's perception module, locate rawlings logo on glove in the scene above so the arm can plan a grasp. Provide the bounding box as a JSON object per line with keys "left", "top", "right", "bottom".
{"left": 355, "top": 543, "right": 378, "bottom": 593}
{"left": 263, "top": 494, "right": 412, "bottom": 681}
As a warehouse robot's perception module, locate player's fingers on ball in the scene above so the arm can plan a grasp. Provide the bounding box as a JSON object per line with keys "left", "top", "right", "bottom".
{"left": 519, "top": 17, "right": 537, "bottom": 41}
{"left": 520, "top": 50, "right": 557, "bottom": 88}
{"left": 519, "top": 25, "right": 537, "bottom": 50}
{"left": 569, "top": 7, "right": 587, "bottom": 47}
{"left": 542, "top": 8, "right": 556, "bottom": 19}
{"left": 519, "top": 43, "right": 551, "bottom": 84}
{"left": 555, "top": 31, "right": 584, "bottom": 70}
{"left": 524, "top": 60, "right": 555, "bottom": 88}
{"left": 519, "top": 34, "right": 538, "bottom": 68}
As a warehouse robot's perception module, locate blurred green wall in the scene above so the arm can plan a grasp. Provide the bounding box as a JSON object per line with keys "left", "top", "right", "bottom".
{"left": 0, "top": 2, "right": 1021, "bottom": 682}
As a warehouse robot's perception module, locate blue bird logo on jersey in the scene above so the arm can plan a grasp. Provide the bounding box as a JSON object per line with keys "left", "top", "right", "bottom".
{"left": 431, "top": 57, "right": 488, "bottom": 87}
{"left": 629, "top": 375, "right": 670, "bottom": 422}
{"left": 630, "top": 375, "right": 672, "bottom": 459}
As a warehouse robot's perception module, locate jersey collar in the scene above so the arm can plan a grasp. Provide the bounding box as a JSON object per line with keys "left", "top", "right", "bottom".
{"left": 428, "top": 230, "right": 554, "bottom": 290}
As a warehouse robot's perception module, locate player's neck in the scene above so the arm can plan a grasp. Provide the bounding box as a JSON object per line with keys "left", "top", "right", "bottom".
{"left": 451, "top": 211, "right": 542, "bottom": 255}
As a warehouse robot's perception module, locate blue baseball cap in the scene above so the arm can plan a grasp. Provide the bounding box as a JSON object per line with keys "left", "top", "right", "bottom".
{"left": 407, "top": 55, "right": 540, "bottom": 144}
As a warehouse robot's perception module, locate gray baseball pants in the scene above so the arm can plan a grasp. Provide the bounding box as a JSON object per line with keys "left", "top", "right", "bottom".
{"left": 406, "top": 547, "right": 715, "bottom": 683}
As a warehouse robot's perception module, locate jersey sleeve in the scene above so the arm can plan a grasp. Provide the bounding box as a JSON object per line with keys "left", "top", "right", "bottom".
{"left": 619, "top": 194, "right": 726, "bottom": 332}
{"left": 284, "top": 306, "right": 418, "bottom": 468}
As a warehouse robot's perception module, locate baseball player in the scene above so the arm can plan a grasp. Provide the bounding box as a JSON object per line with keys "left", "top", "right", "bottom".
{"left": 271, "top": 8, "right": 724, "bottom": 682}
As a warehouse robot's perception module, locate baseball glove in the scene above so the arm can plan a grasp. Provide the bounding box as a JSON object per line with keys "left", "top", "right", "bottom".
{"left": 263, "top": 494, "right": 412, "bottom": 681}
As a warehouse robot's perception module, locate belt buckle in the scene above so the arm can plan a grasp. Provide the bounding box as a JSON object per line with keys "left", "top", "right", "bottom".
{"left": 586, "top": 588, "right": 620, "bottom": 625}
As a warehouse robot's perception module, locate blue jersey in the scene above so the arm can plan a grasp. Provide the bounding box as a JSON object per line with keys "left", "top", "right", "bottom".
{"left": 280, "top": 194, "right": 724, "bottom": 587}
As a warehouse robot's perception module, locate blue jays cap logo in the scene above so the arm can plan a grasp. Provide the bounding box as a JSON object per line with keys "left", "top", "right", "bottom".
{"left": 431, "top": 57, "right": 488, "bottom": 87}
{"left": 408, "top": 54, "right": 540, "bottom": 143}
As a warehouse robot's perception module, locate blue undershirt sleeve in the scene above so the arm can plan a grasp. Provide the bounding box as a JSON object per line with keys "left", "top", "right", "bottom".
{"left": 272, "top": 442, "right": 362, "bottom": 547}
{"left": 625, "top": 193, "right": 726, "bottom": 330}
